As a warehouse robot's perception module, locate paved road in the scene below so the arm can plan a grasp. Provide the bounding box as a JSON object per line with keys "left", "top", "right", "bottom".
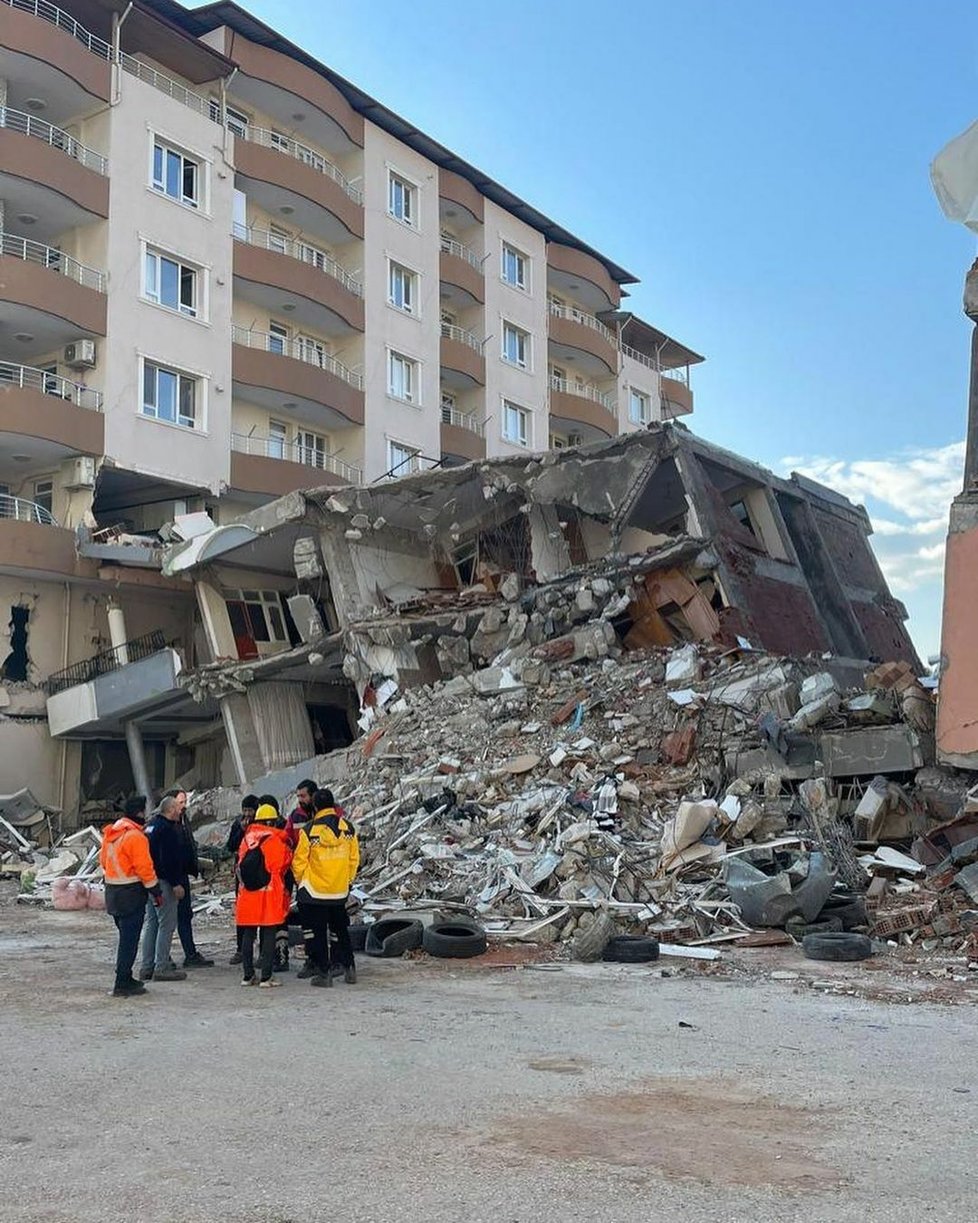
{"left": 0, "top": 908, "right": 975, "bottom": 1222}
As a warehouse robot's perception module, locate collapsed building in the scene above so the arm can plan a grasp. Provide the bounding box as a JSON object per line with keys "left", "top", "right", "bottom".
{"left": 133, "top": 422, "right": 920, "bottom": 793}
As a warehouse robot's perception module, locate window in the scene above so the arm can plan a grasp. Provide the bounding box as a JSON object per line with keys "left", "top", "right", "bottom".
{"left": 300, "top": 239, "right": 330, "bottom": 269}
{"left": 152, "top": 140, "right": 199, "bottom": 208}
{"left": 297, "top": 429, "right": 327, "bottom": 468}
{"left": 39, "top": 363, "right": 61, "bottom": 397}
{"left": 232, "top": 188, "right": 248, "bottom": 240}
{"left": 388, "top": 350, "right": 418, "bottom": 403}
{"left": 270, "top": 129, "right": 291, "bottom": 153}
{"left": 224, "top": 589, "right": 288, "bottom": 648}
{"left": 729, "top": 498, "right": 757, "bottom": 538}
{"left": 33, "top": 480, "right": 53, "bottom": 515}
{"left": 388, "top": 440, "right": 420, "bottom": 476}
{"left": 629, "top": 388, "right": 651, "bottom": 425}
{"left": 225, "top": 106, "right": 249, "bottom": 139}
{"left": 388, "top": 260, "right": 417, "bottom": 315}
{"left": 298, "top": 335, "right": 327, "bottom": 367}
{"left": 142, "top": 360, "right": 199, "bottom": 430}
{"left": 550, "top": 363, "right": 567, "bottom": 386}
{"left": 502, "top": 400, "right": 529, "bottom": 447}
{"left": 268, "top": 225, "right": 290, "bottom": 255}
{"left": 296, "top": 141, "right": 325, "bottom": 171}
{"left": 268, "top": 420, "right": 287, "bottom": 460}
{"left": 440, "top": 390, "right": 456, "bottom": 423}
{"left": 388, "top": 172, "right": 416, "bottom": 226}
{"left": 502, "top": 322, "right": 529, "bottom": 370}
{"left": 501, "top": 243, "right": 528, "bottom": 290}
{"left": 144, "top": 248, "right": 198, "bottom": 317}
{"left": 268, "top": 321, "right": 289, "bottom": 355}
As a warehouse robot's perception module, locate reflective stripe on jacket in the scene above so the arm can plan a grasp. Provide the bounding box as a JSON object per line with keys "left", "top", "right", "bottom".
{"left": 99, "top": 818, "right": 159, "bottom": 888}
{"left": 291, "top": 810, "right": 359, "bottom": 901}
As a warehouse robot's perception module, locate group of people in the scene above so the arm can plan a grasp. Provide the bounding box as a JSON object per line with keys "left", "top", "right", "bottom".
{"left": 98, "top": 779, "right": 360, "bottom": 998}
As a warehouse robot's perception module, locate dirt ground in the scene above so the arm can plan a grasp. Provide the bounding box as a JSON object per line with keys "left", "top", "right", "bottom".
{"left": 1, "top": 902, "right": 976, "bottom": 1223}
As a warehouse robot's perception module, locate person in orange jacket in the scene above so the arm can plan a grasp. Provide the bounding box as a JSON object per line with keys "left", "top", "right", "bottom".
{"left": 99, "top": 796, "right": 163, "bottom": 998}
{"left": 235, "top": 803, "right": 293, "bottom": 988}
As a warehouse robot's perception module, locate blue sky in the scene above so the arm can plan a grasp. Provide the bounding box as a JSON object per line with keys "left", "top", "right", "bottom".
{"left": 243, "top": 0, "right": 978, "bottom": 658}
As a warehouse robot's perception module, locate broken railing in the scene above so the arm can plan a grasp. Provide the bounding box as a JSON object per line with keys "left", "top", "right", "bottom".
{"left": 45, "top": 629, "right": 167, "bottom": 695}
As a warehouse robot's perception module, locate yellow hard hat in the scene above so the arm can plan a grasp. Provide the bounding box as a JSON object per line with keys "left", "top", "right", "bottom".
{"left": 254, "top": 803, "right": 279, "bottom": 823}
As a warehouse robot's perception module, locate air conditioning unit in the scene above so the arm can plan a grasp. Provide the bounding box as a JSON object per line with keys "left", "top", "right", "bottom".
{"left": 64, "top": 339, "right": 96, "bottom": 369}
{"left": 62, "top": 456, "right": 97, "bottom": 489}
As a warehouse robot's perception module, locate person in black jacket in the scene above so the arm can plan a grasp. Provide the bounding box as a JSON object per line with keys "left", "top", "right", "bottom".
{"left": 167, "top": 788, "right": 214, "bottom": 969}
{"left": 138, "top": 797, "right": 187, "bottom": 982}
{"left": 228, "top": 794, "right": 259, "bottom": 965}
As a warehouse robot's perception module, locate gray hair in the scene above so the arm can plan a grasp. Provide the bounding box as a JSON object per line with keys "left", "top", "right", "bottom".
{"left": 160, "top": 796, "right": 179, "bottom": 817}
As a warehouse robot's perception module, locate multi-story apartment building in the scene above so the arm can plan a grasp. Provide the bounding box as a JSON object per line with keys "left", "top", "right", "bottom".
{"left": 0, "top": 0, "right": 701, "bottom": 809}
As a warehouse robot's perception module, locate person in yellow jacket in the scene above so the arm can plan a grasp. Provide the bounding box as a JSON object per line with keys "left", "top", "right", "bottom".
{"left": 291, "top": 789, "right": 359, "bottom": 988}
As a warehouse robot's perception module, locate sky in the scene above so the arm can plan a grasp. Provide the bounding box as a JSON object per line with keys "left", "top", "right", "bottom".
{"left": 242, "top": 0, "right": 978, "bottom": 659}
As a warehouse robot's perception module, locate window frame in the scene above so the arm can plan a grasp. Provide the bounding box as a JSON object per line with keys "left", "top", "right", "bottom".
{"left": 388, "top": 170, "right": 417, "bottom": 228}
{"left": 387, "top": 349, "right": 419, "bottom": 405}
{"left": 628, "top": 386, "right": 651, "bottom": 425}
{"left": 268, "top": 419, "right": 288, "bottom": 460}
{"left": 501, "top": 399, "right": 530, "bottom": 447}
{"left": 143, "top": 245, "right": 201, "bottom": 319}
{"left": 151, "top": 137, "right": 202, "bottom": 210}
{"left": 224, "top": 588, "right": 289, "bottom": 645}
{"left": 32, "top": 479, "right": 54, "bottom": 515}
{"left": 387, "top": 438, "right": 421, "bottom": 476}
{"left": 502, "top": 321, "right": 530, "bottom": 371}
{"left": 501, "top": 242, "right": 529, "bottom": 291}
{"left": 296, "top": 428, "right": 328, "bottom": 468}
{"left": 140, "top": 357, "right": 203, "bottom": 432}
{"left": 388, "top": 258, "right": 418, "bottom": 316}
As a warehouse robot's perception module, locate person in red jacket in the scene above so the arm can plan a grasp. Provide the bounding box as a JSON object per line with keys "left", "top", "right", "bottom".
{"left": 235, "top": 803, "right": 293, "bottom": 988}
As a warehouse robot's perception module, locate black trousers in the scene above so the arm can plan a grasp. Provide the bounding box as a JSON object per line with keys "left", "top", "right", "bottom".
{"left": 113, "top": 903, "right": 146, "bottom": 986}
{"left": 300, "top": 899, "right": 353, "bottom": 970}
{"left": 239, "top": 925, "right": 275, "bottom": 982}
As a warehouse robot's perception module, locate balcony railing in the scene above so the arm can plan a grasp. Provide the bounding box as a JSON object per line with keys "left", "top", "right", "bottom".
{"left": 549, "top": 374, "right": 616, "bottom": 413}
{"left": 231, "top": 432, "right": 362, "bottom": 482}
{"left": 440, "top": 405, "right": 486, "bottom": 436}
{"left": 233, "top": 226, "right": 363, "bottom": 296}
{"left": 548, "top": 301, "right": 616, "bottom": 345}
{"left": 0, "top": 495, "right": 58, "bottom": 526}
{"left": 440, "top": 234, "right": 482, "bottom": 270}
{"left": 231, "top": 325, "right": 364, "bottom": 391}
{"left": 1, "top": 231, "right": 105, "bottom": 291}
{"left": 0, "top": 105, "right": 107, "bottom": 174}
{"left": 234, "top": 125, "right": 363, "bottom": 205}
{"left": 621, "top": 344, "right": 691, "bottom": 386}
{"left": 118, "top": 53, "right": 212, "bottom": 117}
{"left": 45, "top": 629, "right": 167, "bottom": 696}
{"left": 0, "top": 361, "right": 102, "bottom": 409}
{"left": 3, "top": 0, "right": 112, "bottom": 56}
{"left": 440, "top": 321, "right": 482, "bottom": 352}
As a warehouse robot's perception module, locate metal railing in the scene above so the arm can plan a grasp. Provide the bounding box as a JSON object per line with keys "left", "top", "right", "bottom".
{"left": 440, "top": 321, "right": 482, "bottom": 352}
{"left": 233, "top": 226, "right": 362, "bottom": 296}
{"left": 549, "top": 374, "right": 616, "bottom": 412}
{"left": 4, "top": 0, "right": 112, "bottom": 57}
{"left": 0, "top": 231, "right": 105, "bottom": 291}
{"left": 0, "top": 105, "right": 107, "bottom": 173}
{"left": 548, "top": 300, "right": 616, "bottom": 345}
{"left": 231, "top": 432, "right": 362, "bottom": 482}
{"left": 0, "top": 361, "right": 102, "bottom": 409}
{"left": 621, "top": 344, "right": 691, "bottom": 386}
{"left": 45, "top": 629, "right": 167, "bottom": 695}
{"left": 0, "top": 495, "right": 58, "bottom": 526}
{"left": 235, "top": 125, "right": 363, "bottom": 204}
{"left": 231, "top": 325, "right": 364, "bottom": 390}
{"left": 119, "top": 53, "right": 211, "bottom": 117}
{"left": 440, "top": 234, "right": 482, "bottom": 270}
{"left": 440, "top": 404, "right": 486, "bottom": 436}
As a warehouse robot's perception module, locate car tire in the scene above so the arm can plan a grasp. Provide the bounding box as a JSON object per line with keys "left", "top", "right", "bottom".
{"left": 422, "top": 921, "right": 488, "bottom": 958}
{"left": 364, "top": 918, "right": 424, "bottom": 958}
{"left": 348, "top": 922, "right": 370, "bottom": 952}
{"left": 601, "top": 935, "right": 659, "bottom": 963}
{"left": 818, "top": 894, "right": 868, "bottom": 930}
{"left": 801, "top": 932, "right": 873, "bottom": 962}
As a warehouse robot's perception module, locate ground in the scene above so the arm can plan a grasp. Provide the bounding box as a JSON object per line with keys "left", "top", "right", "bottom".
{"left": 1, "top": 902, "right": 976, "bottom": 1223}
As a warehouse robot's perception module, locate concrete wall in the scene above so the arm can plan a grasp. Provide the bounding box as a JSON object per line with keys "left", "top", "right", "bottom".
{"left": 618, "top": 353, "right": 662, "bottom": 433}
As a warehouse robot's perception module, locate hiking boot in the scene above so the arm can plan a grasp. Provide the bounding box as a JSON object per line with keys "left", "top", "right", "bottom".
{"left": 229, "top": 952, "right": 243, "bottom": 965}
{"left": 297, "top": 961, "right": 320, "bottom": 979}
{"left": 258, "top": 978, "right": 282, "bottom": 989}
{"left": 310, "top": 972, "right": 333, "bottom": 988}
{"left": 241, "top": 976, "right": 257, "bottom": 987}
{"left": 112, "top": 980, "right": 147, "bottom": 998}
{"left": 344, "top": 966, "right": 357, "bottom": 985}
{"left": 153, "top": 967, "right": 187, "bottom": 982}
{"left": 184, "top": 952, "right": 214, "bottom": 968}
{"left": 138, "top": 967, "right": 154, "bottom": 982}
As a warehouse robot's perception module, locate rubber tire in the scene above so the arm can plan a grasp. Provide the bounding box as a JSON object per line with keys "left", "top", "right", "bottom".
{"left": 349, "top": 922, "right": 369, "bottom": 953}
{"left": 364, "top": 918, "right": 424, "bottom": 958}
{"left": 601, "top": 935, "right": 659, "bottom": 963}
{"left": 785, "top": 915, "right": 844, "bottom": 939}
{"left": 422, "top": 921, "right": 488, "bottom": 959}
{"left": 801, "top": 932, "right": 873, "bottom": 962}
{"left": 818, "top": 896, "right": 868, "bottom": 930}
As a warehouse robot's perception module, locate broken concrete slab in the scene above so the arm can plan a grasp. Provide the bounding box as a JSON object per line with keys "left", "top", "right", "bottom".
{"left": 820, "top": 725, "right": 925, "bottom": 778}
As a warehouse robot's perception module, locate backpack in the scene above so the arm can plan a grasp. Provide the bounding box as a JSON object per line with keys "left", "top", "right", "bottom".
{"left": 238, "top": 840, "right": 271, "bottom": 891}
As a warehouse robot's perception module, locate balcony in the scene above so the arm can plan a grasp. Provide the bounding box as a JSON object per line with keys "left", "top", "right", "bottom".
{"left": 440, "top": 405, "right": 486, "bottom": 463}
{"left": 0, "top": 232, "right": 106, "bottom": 356}
{"left": 233, "top": 227, "right": 363, "bottom": 337}
{"left": 46, "top": 631, "right": 187, "bottom": 737}
{"left": 440, "top": 322, "right": 485, "bottom": 389}
{"left": 547, "top": 242, "right": 621, "bottom": 313}
{"left": 230, "top": 431, "right": 361, "bottom": 498}
{"left": 439, "top": 169, "right": 484, "bottom": 226}
{"left": 660, "top": 368, "right": 694, "bottom": 418}
{"left": 548, "top": 374, "right": 618, "bottom": 440}
{"left": 0, "top": 503, "right": 83, "bottom": 580}
{"left": 548, "top": 301, "right": 618, "bottom": 376}
{"left": 234, "top": 126, "right": 363, "bottom": 245}
{"left": 0, "top": 361, "right": 103, "bottom": 454}
{"left": 0, "top": 106, "right": 109, "bottom": 234}
{"left": 0, "top": 493, "right": 57, "bottom": 525}
{"left": 1, "top": 1, "right": 111, "bottom": 106}
{"left": 231, "top": 325, "right": 364, "bottom": 430}
{"left": 440, "top": 234, "right": 484, "bottom": 307}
